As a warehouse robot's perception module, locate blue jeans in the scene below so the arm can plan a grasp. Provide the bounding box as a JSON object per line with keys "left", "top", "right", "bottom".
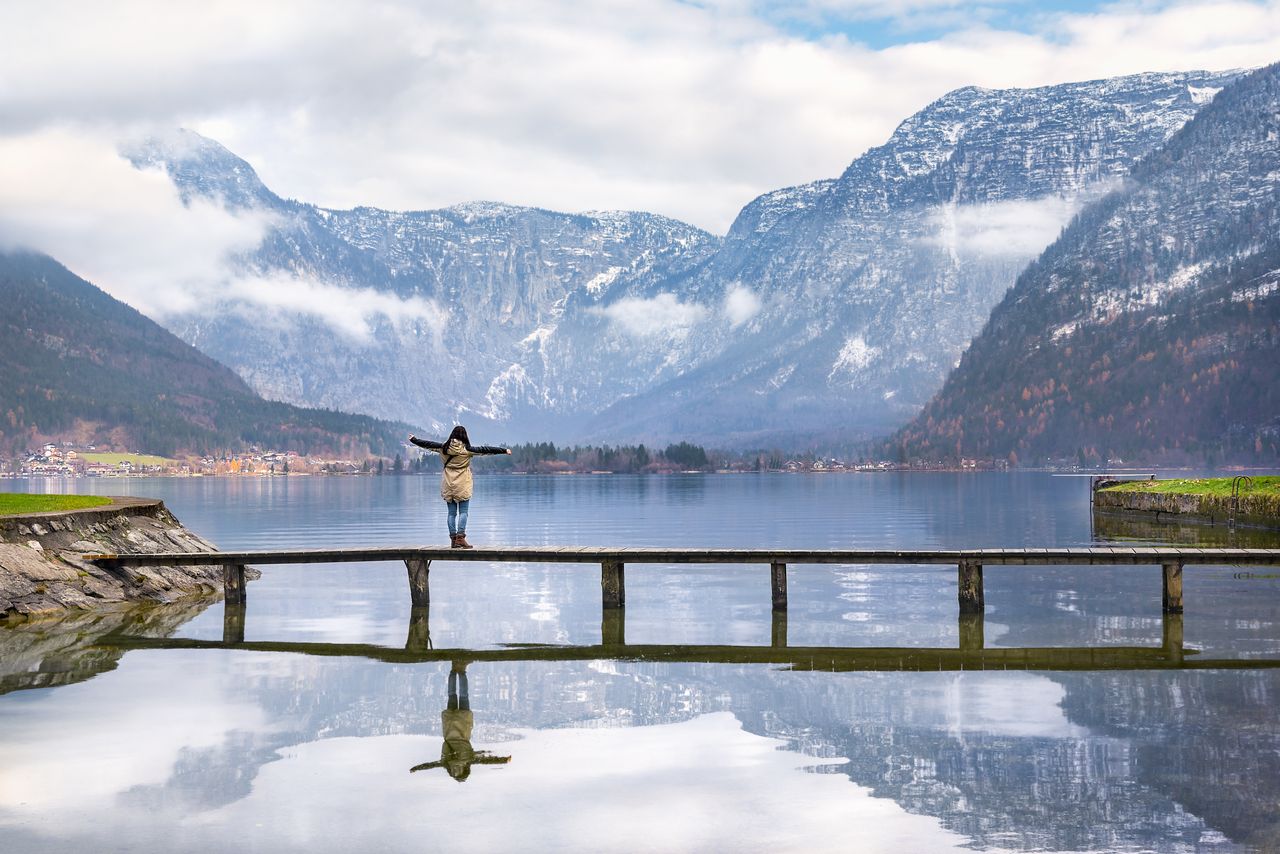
{"left": 446, "top": 499, "right": 469, "bottom": 535}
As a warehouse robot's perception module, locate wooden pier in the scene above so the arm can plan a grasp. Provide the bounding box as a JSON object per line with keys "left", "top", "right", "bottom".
{"left": 86, "top": 546, "right": 1280, "bottom": 671}
{"left": 90, "top": 545, "right": 1280, "bottom": 618}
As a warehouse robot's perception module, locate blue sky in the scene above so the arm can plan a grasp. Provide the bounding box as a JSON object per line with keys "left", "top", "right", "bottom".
{"left": 767, "top": 0, "right": 1112, "bottom": 46}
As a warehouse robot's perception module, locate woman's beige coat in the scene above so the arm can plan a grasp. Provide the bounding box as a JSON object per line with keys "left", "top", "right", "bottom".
{"left": 439, "top": 438, "right": 478, "bottom": 502}
{"left": 409, "top": 435, "right": 508, "bottom": 501}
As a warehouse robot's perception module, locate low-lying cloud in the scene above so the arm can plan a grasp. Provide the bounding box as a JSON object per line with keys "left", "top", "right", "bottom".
{"left": 0, "top": 129, "right": 444, "bottom": 342}
{"left": 596, "top": 293, "right": 708, "bottom": 337}
{"left": 0, "top": 129, "right": 274, "bottom": 316}
{"left": 925, "top": 195, "right": 1087, "bottom": 258}
{"left": 724, "top": 284, "right": 763, "bottom": 327}
{"left": 222, "top": 273, "right": 446, "bottom": 343}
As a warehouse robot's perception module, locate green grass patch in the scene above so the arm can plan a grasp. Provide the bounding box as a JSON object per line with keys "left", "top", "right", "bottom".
{"left": 79, "top": 452, "right": 175, "bottom": 467}
{"left": 1101, "top": 476, "right": 1280, "bottom": 497}
{"left": 0, "top": 494, "right": 112, "bottom": 516}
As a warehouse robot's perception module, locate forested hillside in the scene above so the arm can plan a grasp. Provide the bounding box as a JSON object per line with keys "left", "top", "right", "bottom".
{"left": 892, "top": 64, "right": 1280, "bottom": 465}
{"left": 0, "top": 250, "right": 411, "bottom": 457}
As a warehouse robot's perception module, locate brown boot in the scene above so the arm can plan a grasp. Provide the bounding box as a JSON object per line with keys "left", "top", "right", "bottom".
{"left": 455, "top": 532, "right": 474, "bottom": 549}
{"left": 449, "top": 533, "right": 463, "bottom": 549}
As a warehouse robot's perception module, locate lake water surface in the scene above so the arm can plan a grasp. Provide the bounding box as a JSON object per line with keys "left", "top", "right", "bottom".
{"left": 1, "top": 473, "right": 1278, "bottom": 852}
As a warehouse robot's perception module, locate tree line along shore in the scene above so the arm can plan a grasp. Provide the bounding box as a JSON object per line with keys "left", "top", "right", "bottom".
{"left": 5, "top": 440, "right": 1000, "bottom": 478}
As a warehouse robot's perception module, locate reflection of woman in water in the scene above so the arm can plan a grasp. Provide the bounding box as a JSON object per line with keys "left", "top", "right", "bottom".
{"left": 409, "top": 426, "right": 511, "bottom": 549}
{"left": 410, "top": 662, "right": 511, "bottom": 782}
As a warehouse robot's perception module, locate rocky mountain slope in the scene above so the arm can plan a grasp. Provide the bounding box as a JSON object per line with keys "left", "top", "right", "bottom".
{"left": 892, "top": 63, "right": 1280, "bottom": 465}
{"left": 127, "top": 131, "right": 718, "bottom": 435}
{"left": 0, "top": 250, "right": 410, "bottom": 457}
{"left": 133, "top": 69, "right": 1241, "bottom": 445}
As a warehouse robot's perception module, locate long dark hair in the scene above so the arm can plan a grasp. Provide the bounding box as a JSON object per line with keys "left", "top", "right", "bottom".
{"left": 442, "top": 425, "right": 471, "bottom": 463}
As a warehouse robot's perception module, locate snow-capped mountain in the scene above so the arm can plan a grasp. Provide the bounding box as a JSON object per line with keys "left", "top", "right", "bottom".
{"left": 130, "top": 68, "right": 1242, "bottom": 445}
{"left": 127, "top": 131, "right": 718, "bottom": 435}
{"left": 552, "top": 69, "right": 1243, "bottom": 445}
{"left": 893, "top": 62, "right": 1280, "bottom": 464}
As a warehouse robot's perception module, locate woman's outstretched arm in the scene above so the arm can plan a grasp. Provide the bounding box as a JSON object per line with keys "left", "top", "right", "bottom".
{"left": 471, "top": 445, "right": 512, "bottom": 455}
{"left": 408, "top": 435, "right": 445, "bottom": 451}
{"left": 471, "top": 753, "right": 513, "bottom": 764}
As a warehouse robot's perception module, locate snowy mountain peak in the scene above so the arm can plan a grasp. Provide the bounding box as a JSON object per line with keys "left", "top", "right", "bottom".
{"left": 122, "top": 128, "right": 274, "bottom": 208}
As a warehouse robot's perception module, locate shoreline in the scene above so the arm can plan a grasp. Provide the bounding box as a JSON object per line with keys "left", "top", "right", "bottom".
{"left": 7, "top": 466, "right": 1278, "bottom": 481}
{"left": 1093, "top": 478, "right": 1280, "bottom": 532}
{"left": 0, "top": 497, "right": 249, "bottom": 620}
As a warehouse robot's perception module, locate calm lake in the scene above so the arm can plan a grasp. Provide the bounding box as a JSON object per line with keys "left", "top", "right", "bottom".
{"left": 1, "top": 472, "right": 1278, "bottom": 852}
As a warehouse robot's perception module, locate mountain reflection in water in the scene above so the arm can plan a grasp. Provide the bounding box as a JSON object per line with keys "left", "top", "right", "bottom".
{"left": 0, "top": 473, "right": 1277, "bottom": 852}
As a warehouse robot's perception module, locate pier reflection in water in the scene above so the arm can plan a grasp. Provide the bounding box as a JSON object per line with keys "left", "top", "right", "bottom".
{"left": 3, "top": 472, "right": 1280, "bottom": 852}
{"left": 100, "top": 602, "right": 1259, "bottom": 673}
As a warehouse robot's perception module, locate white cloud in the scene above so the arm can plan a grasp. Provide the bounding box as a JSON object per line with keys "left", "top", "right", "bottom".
{"left": 4, "top": 713, "right": 978, "bottom": 852}
{"left": 724, "top": 284, "right": 763, "bottom": 326}
{"left": 2, "top": 1, "right": 1278, "bottom": 234}
{"left": 0, "top": 129, "right": 445, "bottom": 342}
{"left": 596, "top": 293, "right": 708, "bottom": 337}
{"left": 222, "top": 274, "right": 447, "bottom": 343}
{"left": 0, "top": 648, "right": 266, "bottom": 811}
{"left": 0, "top": 129, "right": 274, "bottom": 316}
{"left": 925, "top": 194, "right": 1088, "bottom": 258}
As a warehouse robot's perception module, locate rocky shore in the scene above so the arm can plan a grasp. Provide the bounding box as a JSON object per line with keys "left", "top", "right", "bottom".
{"left": 0, "top": 497, "right": 252, "bottom": 620}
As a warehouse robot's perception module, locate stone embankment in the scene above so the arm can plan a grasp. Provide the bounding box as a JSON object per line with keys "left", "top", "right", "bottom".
{"left": 0, "top": 497, "right": 252, "bottom": 620}
{"left": 1093, "top": 481, "right": 1280, "bottom": 531}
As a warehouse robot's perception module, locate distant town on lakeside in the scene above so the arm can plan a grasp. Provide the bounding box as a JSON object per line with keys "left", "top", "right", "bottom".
{"left": 22, "top": 440, "right": 1204, "bottom": 480}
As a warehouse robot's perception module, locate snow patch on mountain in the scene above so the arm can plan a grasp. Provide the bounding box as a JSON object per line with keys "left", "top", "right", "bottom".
{"left": 830, "top": 336, "right": 880, "bottom": 378}
{"left": 1231, "top": 270, "right": 1280, "bottom": 303}
{"left": 1188, "top": 85, "right": 1223, "bottom": 104}
{"left": 586, "top": 266, "right": 623, "bottom": 294}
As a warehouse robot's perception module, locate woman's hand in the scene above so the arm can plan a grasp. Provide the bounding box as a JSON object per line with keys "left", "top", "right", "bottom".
{"left": 505, "top": 449, "right": 512, "bottom": 455}
{"left": 408, "top": 434, "right": 416, "bottom": 442}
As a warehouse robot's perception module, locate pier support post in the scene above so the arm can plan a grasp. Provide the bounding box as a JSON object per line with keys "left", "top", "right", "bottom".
{"left": 601, "top": 560, "right": 625, "bottom": 609}
{"left": 223, "top": 604, "right": 246, "bottom": 645}
{"left": 771, "top": 609, "right": 788, "bottom": 648}
{"left": 223, "top": 564, "right": 247, "bottom": 606}
{"left": 1162, "top": 561, "right": 1184, "bottom": 614}
{"left": 406, "top": 605, "right": 431, "bottom": 652}
{"left": 406, "top": 558, "right": 431, "bottom": 608}
{"left": 1162, "top": 612, "right": 1185, "bottom": 665}
{"left": 770, "top": 562, "right": 788, "bottom": 612}
{"left": 958, "top": 611, "right": 984, "bottom": 651}
{"left": 602, "top": 607, "right": 625, "bottom": 647}
{"left": 957, "top": 559, "right": 984, "bottom": 614}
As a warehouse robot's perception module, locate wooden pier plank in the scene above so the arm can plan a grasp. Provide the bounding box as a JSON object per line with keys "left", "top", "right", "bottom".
{"left": 88, "top": 546, "right": 1280, "bottom": 569}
